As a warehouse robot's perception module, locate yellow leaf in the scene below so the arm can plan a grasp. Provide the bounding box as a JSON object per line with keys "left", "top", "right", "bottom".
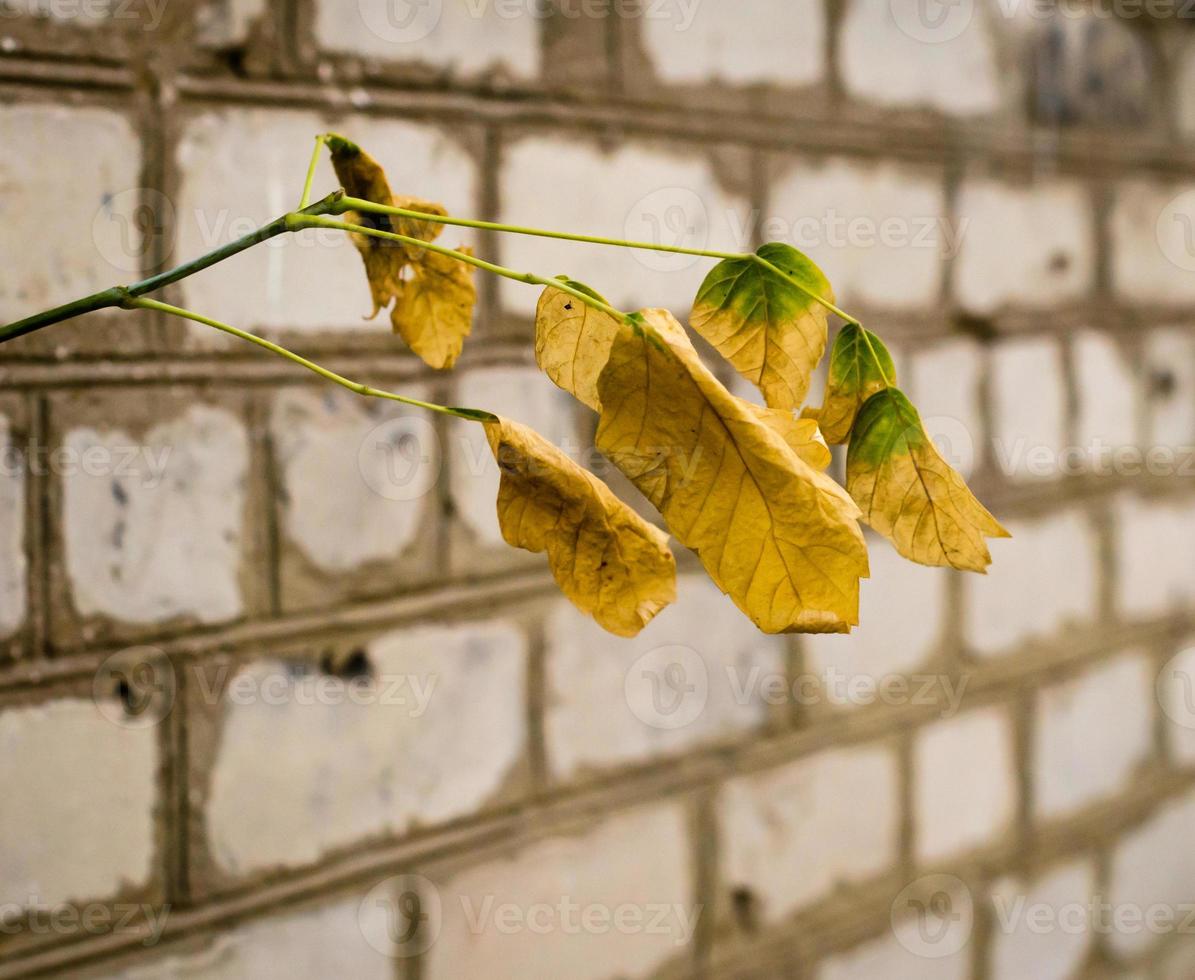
{"left": 690, "top": 243, "right": 833, "bottom": 410}
{"left": 847, "top": 388, "right": 1010, "bottom": 572}
{"left": 534, "top": 281, "right": 623, "bottom": 412}
{"left": 391, "top": 247, "right": 476, "bottom": 370}
{"left": 327, "top": 134, "right": 475, "bottom": 369}
{"left": 595, "top": 309, "right": 869, "bottom": 634}
{"left": 749, "top": 407, "right": 832, "bottom": 471}
{"left": 485, "top": 416, "right": 676, "bottom": 637}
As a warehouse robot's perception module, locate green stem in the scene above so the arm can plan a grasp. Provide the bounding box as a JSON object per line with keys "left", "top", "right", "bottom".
{"left": 298, "top": 215, "right": 634, "bottom": 324}
{"left": 127, "top": 298, "right": 496, "bottom": 423}
{"left": 340, "top": 196, "right": 859, "bottom": 327}
{"left": 298, "top": 135, "right": 328, "bottom": 211}
{"left": 857, "top": 326, "right": 895, "bottom": 388}
{"left": 0, "top": 193, "right": 345, "bottom": 346}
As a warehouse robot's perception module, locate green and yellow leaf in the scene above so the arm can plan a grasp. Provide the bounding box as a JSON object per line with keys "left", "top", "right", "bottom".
{"left": 391, "top": 247, "right": 476, "bottom": 370}
{"left": 534, "top": 280, "right": 623, "bottom": 412}
{"left": 485, "top": 416, "right": 676, "bottom": 637}
{"left": 802, "top": 323, "right": 896, "bottom": 444}
{"left": 846, "top": 388, "right": 1010, "bottom": 573}
{"left": 327, "top": 134, "right": 475, "bottom": 369}
{"left": 690, "top": 243, "right": 834, "bottom": 411}
{"left": 596, "top": 308, "right": 869, "bottom": 634}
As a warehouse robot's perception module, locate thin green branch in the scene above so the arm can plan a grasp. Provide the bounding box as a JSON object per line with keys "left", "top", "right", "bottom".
{"left": 298, "top": 135, "right": 328, "bottom": 211}
{"left": 297, "top": 215, "right": 634, "bottom": 324}
{"left": 128, "top": 298, "right": 496, "bottom": 422}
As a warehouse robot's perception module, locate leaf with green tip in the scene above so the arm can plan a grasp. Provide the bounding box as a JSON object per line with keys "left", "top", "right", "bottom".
{"left": 846, "top": 388, "right": 1009, "bottom": 572}
{"left": 802, "top": 323, "right": 896, "bottom": 444}
{"left": 690, "top": 242, "right": 834, "bottom": 410}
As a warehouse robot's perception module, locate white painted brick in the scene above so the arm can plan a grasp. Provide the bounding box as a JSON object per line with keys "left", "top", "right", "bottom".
{"left": 177, "top": 109, "right": 478, "bottom": 335}
{"left": 316, "top": 0, "right": 540, "bottom": 78}
{"left": 271, "top": 387, "right": 436, "bottom": 573}
{"left": 205, "top": 621, "right": 526, "bottom": 876}
{"left": 1158, "top": 641, "right": 1195, "bottom": 765}
{"left": 0, "top": 105, "right": 140, "bottom": 322}
{"left": 1033, "top": 653, "right": 1154, "bottom": 820}
{"left": 816, "top": 927, "right": 970, "bottom": 980}
{"left": 641, "top": 0, "right": 824, "bottom": 87}
{"left": 1180, "top": 43, "right": 1195, "bottom": 139}
{"left": 990, "top": 337, "right": 1068, "bottom": 482}
{"left": 426, "top": 803, "right": 694, "bottom": 980}
{"left": 545, "top": 576, "right": 785, "bottom": 780}
{"left": 1145, "top": 329, "right": 1195, "bottom": 451}
{"left": 449, "top": 365, "right": 578, "bottom": 547}
{"left": 915, "top": 707, "right": 1016, "bottom": 861}
{"left": 989, "top": 861, "right": 1096, "bottom": 980}
{"left": 955, "top": 179, "right": 1095, "bottom": 313}
{"left": 195, "top": 0, "right": 267, "bottom": 47}
{"left": 499, "top": 138, "right": 751, "bottom": 317}
{"left": 767, "top": 158, "right": 946, "bottom": 309}
{"left": 910, "top": 339, "right": 985, "bottom": 479}
{"left": 110, "top": 895, "right": 392, "bottom": 980}
{"left": 0, "top": 415, "right": 26, "bottom": 638}
{"left": 1106, "top": 788, "right": 1195, "bottom": 958}
{"left": 804, "top": 544, "right": 948, "bottom": 702}
{"left": 1111, "top": 181, "right": 1195, "bottom": 305}
{"left": 840, "top": 0, "right": 1000, "bottom": 115}
{"left": 1073, "top": 331, "right": 1139, "bottom": 463}
{"left": 720, "top": 746, "right": 900, "bottom": 922}
{"left": 1115, "top": 493, "right": 1195, "bottom": 620}
{"left": 0, "top": 698, "right": 157, "bottom": 908}
{"left": 63, "top": 404, "right": 248, "bottom": 626}
{"left": 966, "top": 510, "right": 1098, "bottom": 656}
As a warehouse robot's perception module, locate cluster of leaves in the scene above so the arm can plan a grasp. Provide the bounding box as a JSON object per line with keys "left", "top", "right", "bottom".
{"left": 329, "top": 137, "right": 1009, "bottom": 639}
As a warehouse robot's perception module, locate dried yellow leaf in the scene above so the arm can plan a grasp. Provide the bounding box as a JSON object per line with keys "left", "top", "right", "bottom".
{"left": 749, "top": 407, "right": 832, "bottom": 471}
{"left": 485, "top": 416, "right": 677, "bottom": 637}
{"left": 596, "top": 309, "right": 869, "bottom": 634}
{"left": 391, "top": 247, "right": 476, "bottom": 370}
{"left": 534, "top": 281, "right": 623, "bottom": 412}
{"left": 847, "top": 388, "right": 1010, "bottom": 572}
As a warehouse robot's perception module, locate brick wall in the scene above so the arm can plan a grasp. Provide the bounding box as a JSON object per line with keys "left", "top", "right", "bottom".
{"left": 1, "top": 1, "right": 1194, "bottom": 978}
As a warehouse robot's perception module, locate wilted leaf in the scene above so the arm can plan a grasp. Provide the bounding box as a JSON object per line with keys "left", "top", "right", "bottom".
{"left": 750, "top": 408, "right": 832, "bottom": 471}
{"left": 392, "top": 247, "right": 476, "bottom": 370}
{"left": 802, "top": 323, "right": 896, "bottom": 444}
{"left": 327, "top": 134, "right": 475, "bottom": 368}
{"left": 534, "top": 280, "right": 623, "bottom": 412}
{"left": 847, "top": 388, "right": 1009, "bottom": 572}
{"left": 485, "top": 416, "right": 676, "bottom": 637}
{"left": 690, "top": 243, "right": 834, "bottom": 411}
{"left": 596, "top": 308, "right": 868, "bottom": 634}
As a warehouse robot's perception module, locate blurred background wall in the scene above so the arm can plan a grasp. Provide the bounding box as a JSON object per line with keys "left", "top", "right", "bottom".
{"left": 1, "top": 0, "right": 1195, "bottom": 977}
